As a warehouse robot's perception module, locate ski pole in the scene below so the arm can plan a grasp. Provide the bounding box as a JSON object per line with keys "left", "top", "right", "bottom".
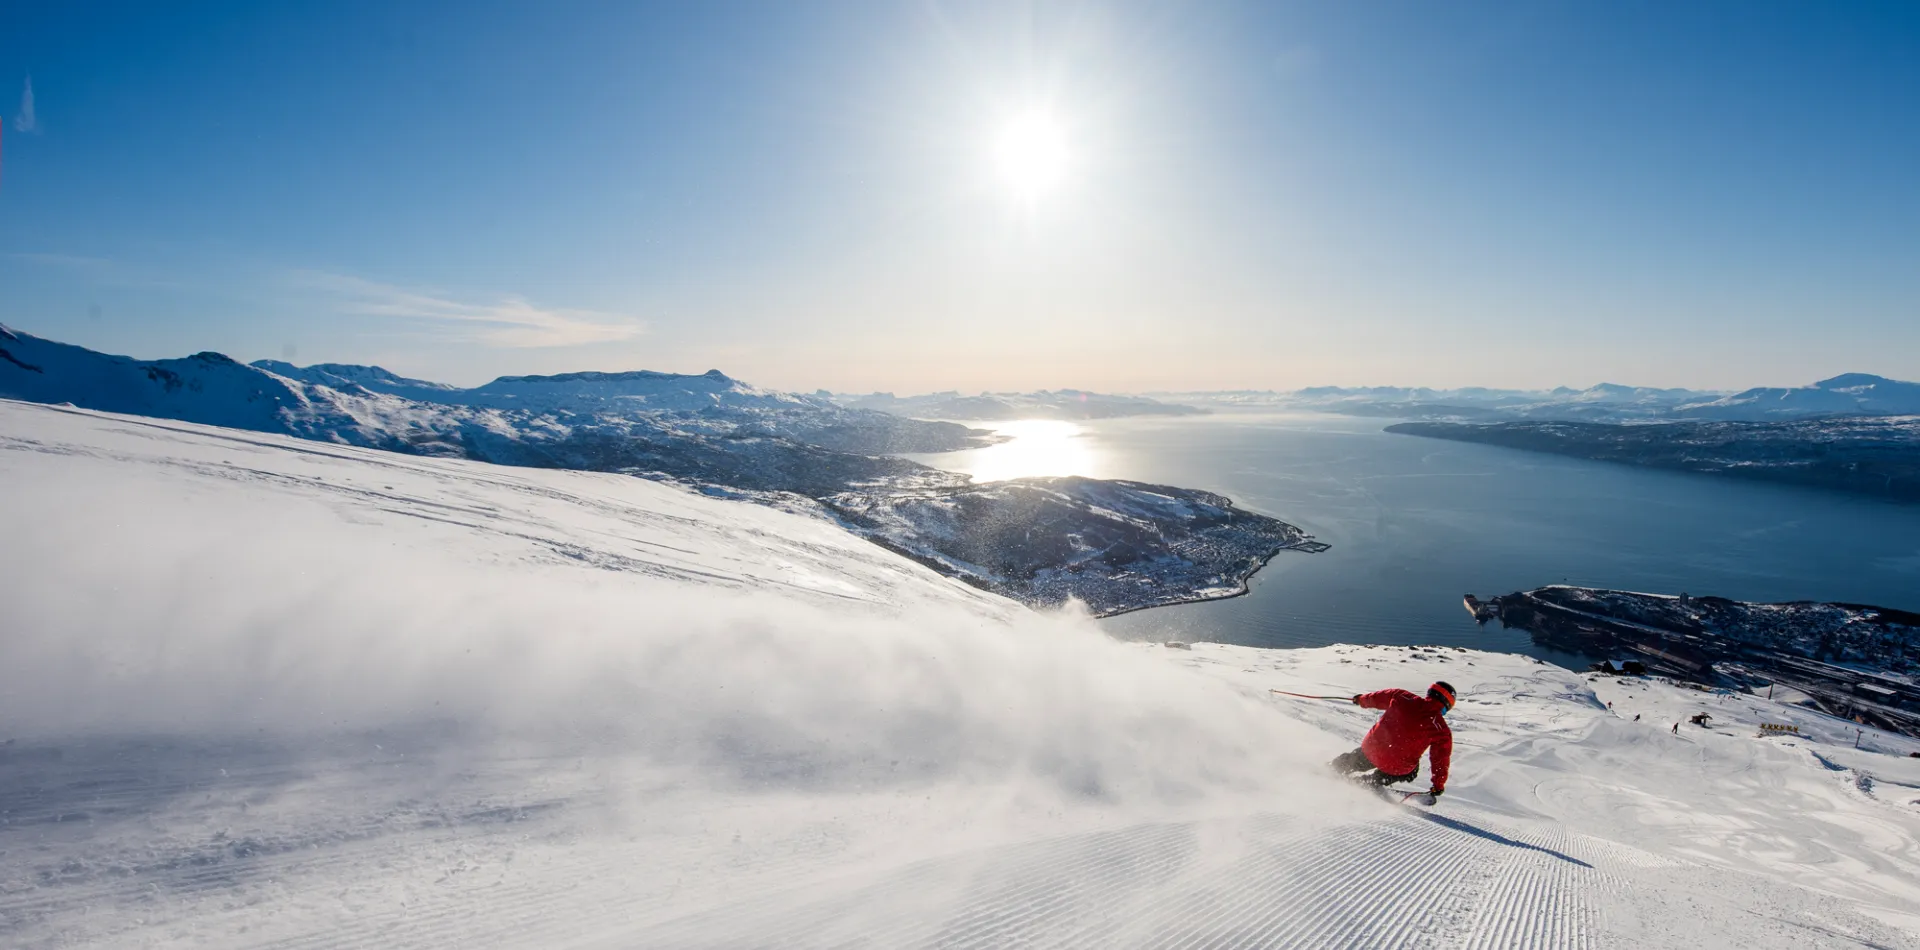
{"left": 1269, "top": 689, "right": 1352, "bottom": 701}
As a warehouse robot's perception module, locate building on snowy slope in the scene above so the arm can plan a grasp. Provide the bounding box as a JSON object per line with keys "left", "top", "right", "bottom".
{"left": 1592, "top": 659, "right": 1648, "bottom": 675}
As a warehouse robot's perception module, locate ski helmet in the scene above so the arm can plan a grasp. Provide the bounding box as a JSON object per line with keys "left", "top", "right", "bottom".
{"left": 1428, "top": 681, "right": 1457, "bottom": 711}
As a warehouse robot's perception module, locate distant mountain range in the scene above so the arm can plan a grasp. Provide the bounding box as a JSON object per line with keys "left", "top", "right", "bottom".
{"left": 1676, "top": 374, "right": 1920, "bottom": 420}
{"left": 833, "top": 389, "right": 1204, "bottom": 421}
{"left": 1390, "top": 416, "right": 1920, "bottom": 502}
{"left": 1157, "top": 374, "right": 1920, "bottom": 423}
{"left": 0, "top": 325, "right": 988, "bottom": 494}
{"left": 0, "top": 326, "right": 1320, "bottom": 614}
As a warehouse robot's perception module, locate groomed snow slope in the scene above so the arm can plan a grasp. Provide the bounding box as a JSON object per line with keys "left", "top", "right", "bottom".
{"left": 3, "top": 398, "right": 1918, "bottom": 948}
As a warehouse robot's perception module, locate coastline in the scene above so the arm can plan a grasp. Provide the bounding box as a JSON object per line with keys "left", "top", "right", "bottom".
{"left": 1090, "top": 529, "right": 1327, "bottom": 620}
{"left": 1387, "top": 418, "right": 1920, "bottom": 503}
{"left": 831, "top": 477, "right": 1330, "bottom": 618}
{"left": 1471, "top": 585, "right": 1920, "bottom": 736}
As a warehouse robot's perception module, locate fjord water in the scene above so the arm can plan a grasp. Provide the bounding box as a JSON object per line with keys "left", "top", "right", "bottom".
{"left": 912, "top": 413, "right": 1920, "bottom": 667}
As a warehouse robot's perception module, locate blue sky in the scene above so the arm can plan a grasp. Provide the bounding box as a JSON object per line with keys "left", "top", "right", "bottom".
{"left": 2, "top": 1, "right": 1916, "bottom": 391}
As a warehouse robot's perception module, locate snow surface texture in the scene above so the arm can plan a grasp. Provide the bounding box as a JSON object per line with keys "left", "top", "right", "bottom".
{"left": 4, "top": 399, "right": 1919, "bottom": 948}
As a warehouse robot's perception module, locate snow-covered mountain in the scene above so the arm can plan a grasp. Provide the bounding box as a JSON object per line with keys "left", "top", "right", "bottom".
{"left": 4, "top": 399, "right": 1917, "bottom": 948}
{"left": 0, "top": 325, "right": 988, "bottom": 459}
{"left": 837, "top": 388, "right": 1205, "bottom": 420}
{"left": 0, "top": 324, "right": 1001, "bottom": 496}
{"left": 250, "top": 358, "right": 463, "bottom": 395}
{"left": 0, "top": 328, "right": 1321, "bottom": 615}
{"left": 0, "top": 324, "right": 352, "bottom": 433}
{"left": 1675, "top": 373, "right": 1920, "bottom": 420}
{"left": 257, "top": 355, "right": 842, "bottom": 416}
{"left": 1164, "top": 374, "right": 1920, "bottom": 423}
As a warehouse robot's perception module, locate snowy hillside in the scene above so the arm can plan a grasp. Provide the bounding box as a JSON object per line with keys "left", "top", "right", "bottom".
{"left": 4, "top": 399, "right": 1919, "bottom": 948}
{"left": 250, "top": 358, "right": 463, "bottom": 395}
{"left": 1674, "top": 373, "right": 1920, "bottom": 420}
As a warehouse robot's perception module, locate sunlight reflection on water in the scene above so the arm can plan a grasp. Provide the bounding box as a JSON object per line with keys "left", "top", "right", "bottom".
{"left": 909, "top": 419, "right": 1107, "bottom": 482}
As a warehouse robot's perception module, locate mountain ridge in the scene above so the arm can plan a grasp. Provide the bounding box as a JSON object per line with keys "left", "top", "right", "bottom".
{"left": 0, "top": 327, "right": 985, "bottom": 457}
{"left": 0, "top": 327, "right": 1323, "bottom": 616}
{"left": 1161, "top": 372, "right": 1920, "bottom": 422}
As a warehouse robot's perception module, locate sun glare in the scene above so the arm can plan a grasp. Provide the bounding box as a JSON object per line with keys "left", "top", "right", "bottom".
{"left": 962, "top": 420, "right": 1099, "bottom": 482}
{"left": 994, "top": 112, "right": 1071, "bottom": 200}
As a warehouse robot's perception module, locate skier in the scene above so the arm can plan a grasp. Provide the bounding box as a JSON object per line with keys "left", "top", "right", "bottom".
{"left": 1330, "top": 681, "right": 1455, "bottom": 806}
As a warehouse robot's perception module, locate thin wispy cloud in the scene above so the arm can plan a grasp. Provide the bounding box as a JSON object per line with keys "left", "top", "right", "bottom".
{"left": 8, "top": 252, "right": 113, "bottom": 270}
{"left": 297, "top": 271, "right": 644, "bottom": 348}
{"left": 14, "top": 76, "right": 36, "bottom": 133}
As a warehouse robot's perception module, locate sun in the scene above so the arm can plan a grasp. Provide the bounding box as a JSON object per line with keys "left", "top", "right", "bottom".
{"left": 994, "top": 111, "right": 1071, "bottom": 200}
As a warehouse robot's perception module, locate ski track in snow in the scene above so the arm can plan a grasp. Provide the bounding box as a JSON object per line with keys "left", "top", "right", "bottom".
{"left": 6, "top": 400, "right": 1920, "bottom": 948}
{"left": 8, "top": 741, "right": 1913, "bottom": 949}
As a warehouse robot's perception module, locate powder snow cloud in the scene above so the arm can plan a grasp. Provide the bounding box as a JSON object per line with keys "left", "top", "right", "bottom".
{"left": 0, "top": 405, "right": 1339, "bottom": 811}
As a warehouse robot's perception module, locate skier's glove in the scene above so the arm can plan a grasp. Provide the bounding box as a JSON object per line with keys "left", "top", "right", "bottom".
{"left": 1351, "top": 694, "right": 1361, "bottom": 705}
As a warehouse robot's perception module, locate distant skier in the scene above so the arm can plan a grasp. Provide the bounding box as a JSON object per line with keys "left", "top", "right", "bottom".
{"left": 1330, "top": 681, "right": 1455, "bottom": 805}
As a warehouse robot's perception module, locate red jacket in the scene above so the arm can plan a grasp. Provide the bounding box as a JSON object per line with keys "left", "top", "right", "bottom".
{"left": 1356, "top": 689, "right": 1453, "bottom": 792}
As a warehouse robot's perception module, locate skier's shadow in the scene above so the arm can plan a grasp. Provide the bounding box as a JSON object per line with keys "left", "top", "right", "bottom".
{"left": 1417, "top": 812, "right": 1594, "bottom": 868}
